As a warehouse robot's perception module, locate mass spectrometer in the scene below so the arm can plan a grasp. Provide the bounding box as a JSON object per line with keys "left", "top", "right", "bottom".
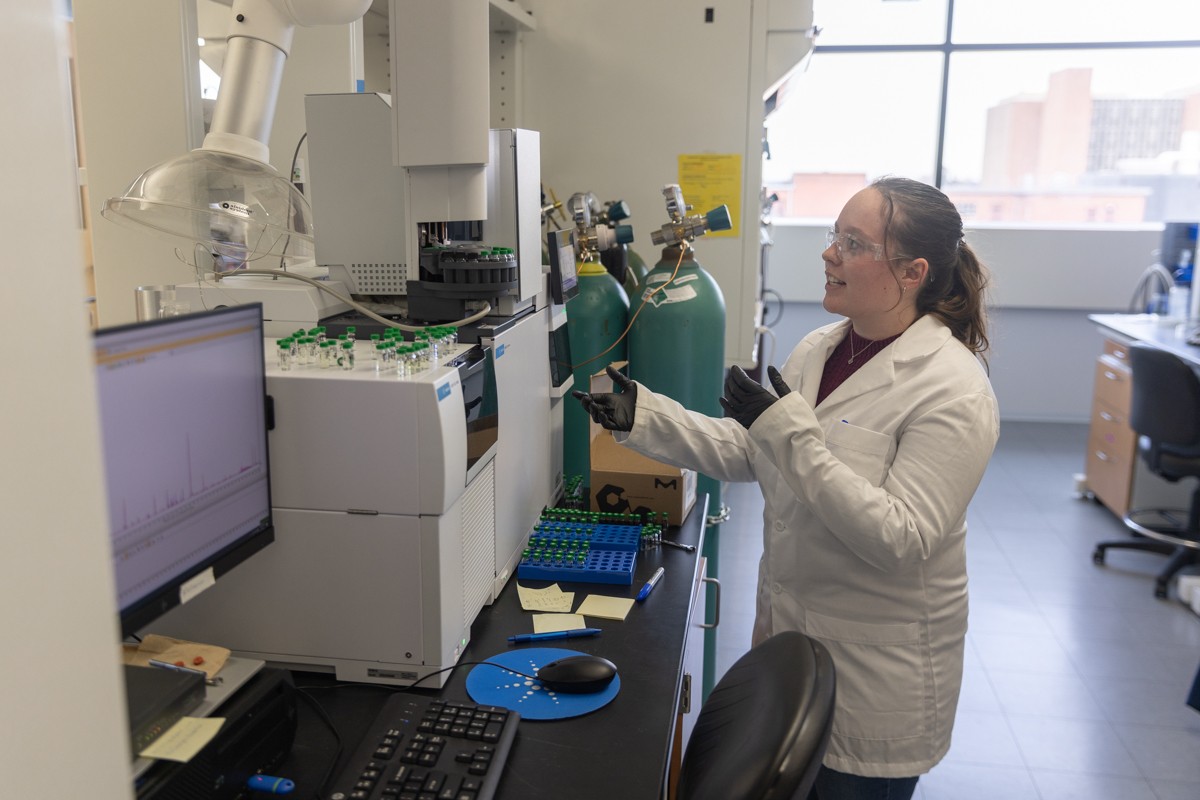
{"left": 158, "top": 339, "right": 499, "bottom": 686}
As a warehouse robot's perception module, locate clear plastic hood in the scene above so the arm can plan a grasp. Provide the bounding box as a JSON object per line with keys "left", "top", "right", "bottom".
{"left": 102, "top": 148, "right": 315, "bottom": 268}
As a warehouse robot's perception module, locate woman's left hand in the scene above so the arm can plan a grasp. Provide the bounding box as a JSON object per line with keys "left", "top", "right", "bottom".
{"left": 720, "top": 365, "right": 792, "bottom": 428}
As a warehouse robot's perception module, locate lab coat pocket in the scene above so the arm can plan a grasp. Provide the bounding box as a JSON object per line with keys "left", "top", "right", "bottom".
{"left": 804, "top": 609, "right": 928, "bottom": 742}
{"left": 824, "top": 421, "right": 895, "bottom": 487}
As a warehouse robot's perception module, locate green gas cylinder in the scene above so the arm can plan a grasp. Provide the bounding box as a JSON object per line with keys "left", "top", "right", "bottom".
{"left": 563, "top": 260, "right": 630, "bottom": 485}
{"left": 627, "top": 245, "right": 726, "bottom": 519}
{"left": 600, "top": 244, "right": 650, "bottom": 300}
{"left": 624, "top": 246, "right": 650, "bottom": 296}
{"left": 602, "top": 200, "right": 649, "bottom": 298}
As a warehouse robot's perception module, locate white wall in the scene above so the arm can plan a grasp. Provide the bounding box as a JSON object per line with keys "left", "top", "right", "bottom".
{"left": 75, "top": 0, "right": 202, "bottom": 327}
{"left": 763, "top": 221, "right": 1164, "bottom": 422}
{"left": 76, "top": 0, "right": 360, "bottom": 327}
{"left": 768, "top": 221, "right": 1162, "bottom": 309}
{"left": 0, "top": 3, "right": 132, "bottom": 796}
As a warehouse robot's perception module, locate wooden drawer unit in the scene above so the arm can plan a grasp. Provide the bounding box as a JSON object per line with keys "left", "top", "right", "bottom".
{"left": 1093, "top": 352, "right": 1132, "bottom": 412}
{"left": 1087, "top": 427, "right": 1134, "bottom": 515}
{"left": 1086, "top": 343, "right": 1136, "bottom": 516}
{"left": 1090, "top": 397, "right": 1135, "bottom": 455}
{"left": 1102, "top": 338, "right": 1131, "bottom": 364}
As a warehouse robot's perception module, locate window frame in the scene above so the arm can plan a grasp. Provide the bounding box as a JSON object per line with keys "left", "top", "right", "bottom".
{"left": 809, "top": 1, "right": 1200, "bottom": 188}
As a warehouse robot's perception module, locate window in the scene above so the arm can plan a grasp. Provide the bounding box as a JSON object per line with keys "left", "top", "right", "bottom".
{"left": 763, "top": 52, "right": 943, "bottom": 218}
{"left": 763, "top": 0, "right": 1200, "bottom": 224}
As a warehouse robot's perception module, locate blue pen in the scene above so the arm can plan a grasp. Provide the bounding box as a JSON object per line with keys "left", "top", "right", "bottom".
{"left": 508, "top": 627, "right": 602, "bottom": 644}
{"left": 636, "top": 567, "right": 665, "bottom": 602}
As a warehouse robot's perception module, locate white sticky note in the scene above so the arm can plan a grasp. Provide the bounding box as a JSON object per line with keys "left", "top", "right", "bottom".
{"left": 576, "top": 594, "right": 635, "bottom": 621}
{"left": 532, "top": 613, "right": 586, "bottom": 633}
{"left": 178, "top": 567, "right": 215, "bottom": 604}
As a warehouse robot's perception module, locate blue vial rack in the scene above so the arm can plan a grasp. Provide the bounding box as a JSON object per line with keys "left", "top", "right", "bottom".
{"left": 528, "top": 522, "right": 642, "bottom": 552}
{"left": 517, "top": 548, "right": 637, "bottom": 585}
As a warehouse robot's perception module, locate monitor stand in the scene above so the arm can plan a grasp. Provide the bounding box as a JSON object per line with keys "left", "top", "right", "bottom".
{"left": 130, "top": 656, "right": 264, "bottom": 781}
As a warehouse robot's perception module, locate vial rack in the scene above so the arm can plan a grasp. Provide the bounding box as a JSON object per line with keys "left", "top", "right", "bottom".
{"left": 517, "top": 509, "right": 648, "bottom": 585}
{"left": 528, "top": 522, "right": 642, "bottom": 552}
{"left": 517, "top": 547, "right": 637, "bottom": 586}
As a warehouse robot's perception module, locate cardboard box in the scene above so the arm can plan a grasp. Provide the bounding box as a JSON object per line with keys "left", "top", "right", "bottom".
{"left": 586, "top": 362, "right": 697, "bottom": 526}
{"left": 590, "top": 430, "right": 697, "bottom": 526}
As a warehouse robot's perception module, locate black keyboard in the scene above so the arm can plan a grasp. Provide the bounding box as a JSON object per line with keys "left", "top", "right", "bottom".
{"left": 327, "top": 694, "right": 518, "bottom": 800}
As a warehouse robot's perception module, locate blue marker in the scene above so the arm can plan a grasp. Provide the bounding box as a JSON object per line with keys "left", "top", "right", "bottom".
{"left": 508, "top": 628, "right": 602, "bottom": 644}
{"left": 636, "top": 567, "right": 665, "bottom": 602}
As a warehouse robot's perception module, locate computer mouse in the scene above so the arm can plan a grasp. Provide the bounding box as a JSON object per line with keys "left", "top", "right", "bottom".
{"left": 535, "top": 655, "right": 618, "bottom": 694}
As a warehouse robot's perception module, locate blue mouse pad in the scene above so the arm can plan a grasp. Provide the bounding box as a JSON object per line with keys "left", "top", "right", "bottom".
{"left": 465, "top": 647, "right": 620, "bottom": 721}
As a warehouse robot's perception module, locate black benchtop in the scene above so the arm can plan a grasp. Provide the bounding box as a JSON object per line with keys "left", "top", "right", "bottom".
{"left": 281, "top": 496, "right": 709, "bottom": 800}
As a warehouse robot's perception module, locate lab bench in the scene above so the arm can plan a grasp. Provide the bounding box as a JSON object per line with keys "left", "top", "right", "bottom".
{"left": 277, "top": 495, "right": 710, "bottom": 800}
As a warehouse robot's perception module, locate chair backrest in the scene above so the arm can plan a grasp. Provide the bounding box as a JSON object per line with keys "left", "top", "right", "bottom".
{"left": 1129, "top": 343, "right": 1200, "bottom": 450}
{"left": 678, "top": 631, "right": 836, "bottom": 800}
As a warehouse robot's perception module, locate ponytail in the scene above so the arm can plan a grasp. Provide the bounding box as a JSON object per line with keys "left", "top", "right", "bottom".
{"left": 929, "top": 242, "right": 990, "bottom": 364}
{"left": 872, "top": 177, "right": 991, "bottom": 367}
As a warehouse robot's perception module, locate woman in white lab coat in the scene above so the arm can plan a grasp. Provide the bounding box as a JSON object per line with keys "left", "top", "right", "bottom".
{"left": 576, "top": 177, "right": 998, "bottom": 800}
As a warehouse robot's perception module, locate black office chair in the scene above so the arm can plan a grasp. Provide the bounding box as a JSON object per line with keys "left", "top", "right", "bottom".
{"left": 1093, "top": 343, "right": 1200, "bottom": 598}
{"left": 677, "top": 631, "right": 836, "bottom": 800}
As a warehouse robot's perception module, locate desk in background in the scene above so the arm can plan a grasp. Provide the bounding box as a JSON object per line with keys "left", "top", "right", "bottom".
{"left": 1086, "top": 314, "right": 1200, "bottom": 516}
{"left": 279, "top": 496, "right": 710, "bottom": 800}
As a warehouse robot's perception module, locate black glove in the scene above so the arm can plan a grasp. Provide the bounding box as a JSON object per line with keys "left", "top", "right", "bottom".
{"left": 719, "top": 365, "right": 792, "bottom": 429}
{"left": 572, "top": 364, "right": 637, "bottom": 432}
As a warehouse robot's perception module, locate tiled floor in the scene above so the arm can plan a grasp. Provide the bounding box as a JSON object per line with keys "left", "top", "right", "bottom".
{"left": 711, "top": 421, "right": 1200, "bottom": 800}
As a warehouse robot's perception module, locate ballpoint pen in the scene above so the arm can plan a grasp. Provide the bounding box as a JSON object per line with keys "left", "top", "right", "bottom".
{"left": 507, "top": 628, "right": 603, "bottom": 644}
{"left": 636, "top": 566, "right": 665, "bottom": 602}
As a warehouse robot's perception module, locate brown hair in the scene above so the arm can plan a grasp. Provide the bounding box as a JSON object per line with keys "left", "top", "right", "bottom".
{"left": 873, "top": 176, "right": 990, "bottom": 364}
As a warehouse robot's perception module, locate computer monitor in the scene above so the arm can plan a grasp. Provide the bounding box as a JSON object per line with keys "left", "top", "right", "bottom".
{"left": 94, "top": 304, "right": 274, "bottom": 639}
{"left": 547, "top": 228, "right": 579, "bottom": 305}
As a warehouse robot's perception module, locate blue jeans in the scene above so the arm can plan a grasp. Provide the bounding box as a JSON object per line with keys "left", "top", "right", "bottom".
{"left": 806, "top": 766, "right": 920, "bottom": 800}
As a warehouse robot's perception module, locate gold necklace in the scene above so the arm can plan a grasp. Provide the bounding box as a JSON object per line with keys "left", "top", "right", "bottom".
{"left": 847, "top": 329, "right": 874, "bottom": 364}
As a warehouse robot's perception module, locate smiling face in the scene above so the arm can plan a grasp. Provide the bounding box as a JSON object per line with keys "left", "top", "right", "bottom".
{"left": 822, "top": 188, "right": 926, "bottom": 340}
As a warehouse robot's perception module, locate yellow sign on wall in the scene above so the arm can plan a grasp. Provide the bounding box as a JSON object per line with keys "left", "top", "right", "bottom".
{"left": 677, "top": 153, "right": 742, "bottom": 239}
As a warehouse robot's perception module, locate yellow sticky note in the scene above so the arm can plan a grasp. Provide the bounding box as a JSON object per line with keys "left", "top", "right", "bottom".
{"left": 139, "top": 717, "right": 225, "bottom": 762}
{"left": 576, "top": 594, "right": 635, "bottom": 622}
{"left": 533, "top": 613, "right": 586, "bottom": 633}
{"left": 516, "top": 583, "right": 575, "bottom": 613}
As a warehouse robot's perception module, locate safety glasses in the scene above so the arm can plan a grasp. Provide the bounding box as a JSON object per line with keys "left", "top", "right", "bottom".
{"left": 825, "top": 229, "right": 910, "bottom": 262}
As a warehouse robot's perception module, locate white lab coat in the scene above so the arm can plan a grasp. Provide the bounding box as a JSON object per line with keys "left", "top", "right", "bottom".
{"left": 618, "top": 315, "right": 999, "bottom": 777}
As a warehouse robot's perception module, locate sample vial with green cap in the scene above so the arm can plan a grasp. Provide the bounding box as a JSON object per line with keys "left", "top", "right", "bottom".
{"left": 339, "top": 340, "right": 355, "bottom": 370}
{"left": 376, "top": 342, "right": 393, "bottom": 371}
{"left": 277, "top": 339, "right": 293, "bottom": 371}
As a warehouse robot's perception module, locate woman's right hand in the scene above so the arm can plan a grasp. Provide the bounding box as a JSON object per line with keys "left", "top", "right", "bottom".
{"left": 572, "top": 364, "right": 637, "bottom": 432}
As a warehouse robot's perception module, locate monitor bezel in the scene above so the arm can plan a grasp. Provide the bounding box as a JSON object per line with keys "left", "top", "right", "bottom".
{"left": 94, "top": 303, "right": 275, "bottom": 640}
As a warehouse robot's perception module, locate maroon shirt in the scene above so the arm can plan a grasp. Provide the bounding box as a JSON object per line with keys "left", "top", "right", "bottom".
{"left": 816, "top": 329, "right": 900, "bottom": 406}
